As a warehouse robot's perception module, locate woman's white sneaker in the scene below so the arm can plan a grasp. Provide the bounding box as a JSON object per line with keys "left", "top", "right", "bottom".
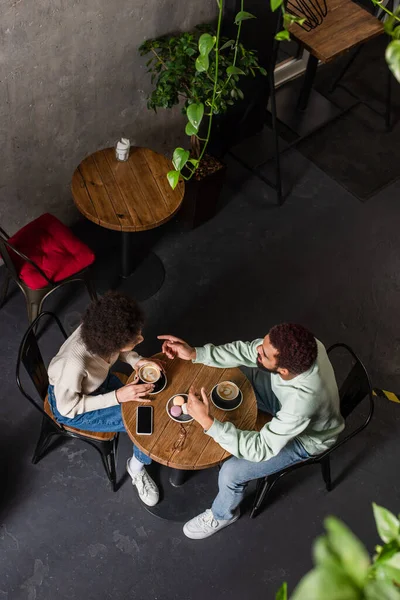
{"left": 183, "top": 508, "right": 240, "bottom": 540}
{"left": 126, "top": 461, "right": 159, "bottom": 507}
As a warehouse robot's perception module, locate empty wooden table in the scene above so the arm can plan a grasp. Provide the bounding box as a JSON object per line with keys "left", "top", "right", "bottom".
{"left": 71, "top": 146, "right": 185, "bottom": 279}
{"left": 122, "top": 354, "right": 257, "bottom": 519}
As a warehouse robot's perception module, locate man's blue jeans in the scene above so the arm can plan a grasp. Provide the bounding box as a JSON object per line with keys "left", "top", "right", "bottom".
{"left": 211, "top": 368, "right": 310, "bottom": 521}
{"left": 47, "top": 373, "right": 151, "bottom": 465}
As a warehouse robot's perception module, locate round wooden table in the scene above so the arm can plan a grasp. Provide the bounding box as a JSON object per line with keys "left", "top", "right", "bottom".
{"left": 122, "top": 354, "right": 257, "bottom": 520}
{"left": 71, "top": 146, "right": 185, "bottom": 284}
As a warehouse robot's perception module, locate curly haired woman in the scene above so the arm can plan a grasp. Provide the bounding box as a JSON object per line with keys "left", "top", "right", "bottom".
{"left": 159, "top": 324, "right": 345, "bottom": 538}
{"left": 48, "top": 292, "right": 161, "bottom": 506}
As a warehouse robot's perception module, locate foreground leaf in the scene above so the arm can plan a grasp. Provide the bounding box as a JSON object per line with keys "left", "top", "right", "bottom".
{"left": 227, "top": 65, "right": 245, "bottom": 75}
{"left": 276, "top": 582, "right": 287, "bottom": 600}
{"left": 195, "top": 54, "right": 209, "bottom": 72}
{"left": 198, "top": 33, "right": 216, "bottom": 57}
{"left": 185, "top": 122, "right": 198, "bottom": 136}
{"left": 167, "top": 170, "right": 180, "bottom": 190}
{"left": 275, "top": 30, "right": 291, "bottom": 41}
{"left": 271, "top": 0, "right": 284, "bottom": 12}
{"left": 364, "top": 580, "right": 400, "bottom": 600}
{"left": 172, "top": 148, "right": 189, "bottom": 171}
{"left": 290, "top": 567, "right": 360, "bottom": 600}
{"left": 325, "top": 517, "right": 370, "bottom": 588}
{"left": 186, "top": 103, "right": 204, "bottom": 130}
{"left": 386, "top": 40, "right": 400, "bottom": 83}
{"left": 220, "top": 39, "right": 235, "bottom": 51}
{"left": 234, "top": 11, "right": 256, "bottom": 24}
{"left": 373, "top": 503, "right": 400, "bottom": 543}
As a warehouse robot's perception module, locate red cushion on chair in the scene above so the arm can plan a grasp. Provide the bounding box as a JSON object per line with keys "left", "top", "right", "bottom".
{"left": 8, "top": 213, "right": 95, "bottom": 290}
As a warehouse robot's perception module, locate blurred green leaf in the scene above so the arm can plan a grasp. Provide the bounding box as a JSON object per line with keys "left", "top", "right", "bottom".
{"left": 187, "top": 103, "right": 204, "bottom": 129}
{"left": 364, "top": 580, "right": 400, "bottom": 600}
{"left": 172, "top": 147, "right": 189, "bottom": 171}
{"left": 386, "top": 40, "right": 400, "bottom": 83}
{"left": 185, "top": 122, "right": 198, "bottom": 136}
{"left": 271, "top": 0, "right": 284, "bottom": 12}
{"left": 234, "top": 11, "right": 256, "bottom": 24}
{"left": 198, "top": 33, "right": 216, "bottom": 56}
{"left": 275, "top": 30, "right": 291, "bottom": 41}
{"left": 313, "top": 536, "right": 344, "bottom": 573}
{"left": 325, "top": 517, "right": 370, "bottom": 587}
{"left": 188, "top": 158, "right": 199, "bottom": 167}
{"left": 167, "top": 170, "right": 180, "bottom": 189}
{"left": 373, "top": 504, "right": 400, "bottom": 543}
{"left": 276, "top": 582, "right": 287, "bottom": 600}
{"left": 195, "top": 54, "right": 209, "bottom": 72}
{"left": 290, "top": 567, "right": 360, "bottom": 600}
{"left": 227, "top": 65, "right": 245, "bottom": 75}
{"left": 259, "top": 67, "right": 267, "bottom": 76}
{"left": 220, "top": 39, "right": 235, "bottom": 51}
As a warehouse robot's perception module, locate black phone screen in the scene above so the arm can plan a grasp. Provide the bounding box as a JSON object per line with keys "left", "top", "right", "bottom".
{"left": 137, "top": 406, "right": 153, "bottom": 434}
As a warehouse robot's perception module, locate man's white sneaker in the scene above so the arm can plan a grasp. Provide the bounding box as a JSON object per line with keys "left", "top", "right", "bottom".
{"left": 183, "top": 508, "right": 239, "bottom": 540}
{"left": 126, "top": 461, "right": 159, "bottom": 507}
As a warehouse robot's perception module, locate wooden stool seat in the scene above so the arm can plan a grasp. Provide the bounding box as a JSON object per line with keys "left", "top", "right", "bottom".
{"left": 44, "top": 396, "right": 116, "bottom": 442}
{"left": 288, "top": 0, "right": 383, "bottom": 63}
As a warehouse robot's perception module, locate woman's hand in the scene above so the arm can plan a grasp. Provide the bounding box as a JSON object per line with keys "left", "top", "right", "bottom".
{"left": 135, "top": 358, "right": 166, "bottom": 373}
{"left": 116, "top": 381, "right": 154, "bottom": 403}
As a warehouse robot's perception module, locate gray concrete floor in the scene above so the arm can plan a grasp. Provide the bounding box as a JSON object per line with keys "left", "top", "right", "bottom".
{"left": 1, "top": 138, "right": 400, "bottom": 599}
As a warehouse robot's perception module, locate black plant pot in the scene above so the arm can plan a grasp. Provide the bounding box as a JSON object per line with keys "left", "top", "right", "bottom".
{"left": 179, "top": 160, "right": 227, "bottom": 230}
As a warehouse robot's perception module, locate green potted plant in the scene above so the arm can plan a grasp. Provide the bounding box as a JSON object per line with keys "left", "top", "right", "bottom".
{"left": 276, "top": 503, "right": 400, "bottom": 599}
{"left": 139, "top": 15, "right": 266, "bottom": 227}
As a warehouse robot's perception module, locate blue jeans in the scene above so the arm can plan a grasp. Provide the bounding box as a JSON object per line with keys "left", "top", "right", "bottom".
{"left": 211, "top": 368, "right": 310, "bottom": 521}
{"left": 47, "top": 373, "right": 151, "bottom": 465}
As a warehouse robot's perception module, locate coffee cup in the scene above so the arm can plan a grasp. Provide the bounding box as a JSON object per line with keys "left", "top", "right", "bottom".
{"left": 138, "top": 363, "right": 161, "bottom": 384}
{"left": 216, "top": 381, "right": 239, "bottom": 404}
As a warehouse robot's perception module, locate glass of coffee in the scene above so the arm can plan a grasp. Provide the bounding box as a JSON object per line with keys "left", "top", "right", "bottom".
{"left": 138, "top": 363, "right": 161, "bottom": 384}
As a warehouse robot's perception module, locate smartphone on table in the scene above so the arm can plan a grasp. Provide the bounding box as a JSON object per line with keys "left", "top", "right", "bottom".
{"left": 136, "top": 406, "right": 153, "bottom": 435}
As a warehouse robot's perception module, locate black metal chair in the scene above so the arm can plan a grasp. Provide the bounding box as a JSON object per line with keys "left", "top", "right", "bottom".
{"left": 16, "top": 311, "right": 119, "bottom": 491}
{"left": 0, "top": 213, "right": 97, "bottom": 323}
{"left": 250, "top": 343, "right": 374, "bottom": 518}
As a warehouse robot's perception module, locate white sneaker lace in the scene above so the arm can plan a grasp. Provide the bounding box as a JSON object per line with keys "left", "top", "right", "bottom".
{"left": 134, "top": 471, "right": 155, "bottom": 497}
{"left": 196, "top": 510, "right": 219, "bottom": 532}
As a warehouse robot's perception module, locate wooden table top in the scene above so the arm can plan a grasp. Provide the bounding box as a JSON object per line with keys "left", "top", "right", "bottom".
{"left": 71, "top": 147, "right": 185, "bottom": 232}
{"left": 122, "top": 355, "right": 257, "bottom": 470}
{"left": 288, "top": 0, "right": 383, "bottom": 63}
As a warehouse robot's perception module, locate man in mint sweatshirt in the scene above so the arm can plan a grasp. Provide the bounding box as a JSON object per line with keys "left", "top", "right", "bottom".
{"left": 159, "top": 324, "right": 344, "bottom": 540}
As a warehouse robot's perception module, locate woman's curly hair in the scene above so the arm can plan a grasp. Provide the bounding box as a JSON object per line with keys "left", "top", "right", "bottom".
{"left": 81, "top": 291, "right": 145, "bottom": 357}
{"left": 269, "top": 323, "right": 317, "bottom": 375}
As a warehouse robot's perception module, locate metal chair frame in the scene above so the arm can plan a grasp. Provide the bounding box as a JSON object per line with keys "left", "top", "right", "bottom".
{"left": 250, "top": 343, "right": 374, "bottom": 518}
{"left": 0, "top": 224, "right": 97, "bottom": 323}
{"left": 16, "top": 311, "right": 119, "bottom": 491}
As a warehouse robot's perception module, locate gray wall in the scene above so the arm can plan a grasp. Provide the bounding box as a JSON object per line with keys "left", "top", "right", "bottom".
{"left": 1, "top": 0, "right": 217, "bottom": 233}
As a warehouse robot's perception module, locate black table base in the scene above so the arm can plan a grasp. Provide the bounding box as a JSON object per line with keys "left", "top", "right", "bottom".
{"left": 141, "top": 464, "right": 220, "bottom": 522}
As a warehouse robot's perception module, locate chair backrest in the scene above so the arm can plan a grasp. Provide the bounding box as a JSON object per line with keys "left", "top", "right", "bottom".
{"left": 326, "top": 343, "right": 374, "bottom": 450}
{"left": 16, "top": 312, "right": 68, "bottom": 424}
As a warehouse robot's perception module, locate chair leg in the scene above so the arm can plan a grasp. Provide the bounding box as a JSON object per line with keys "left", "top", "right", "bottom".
{"left": 329, "top": 45, "right": 363, "bottom": 94}
{"left": 386, "top": 68, "right": 392, "bottom": 132}
{"left": 83, "top": 271, "right": 98, "bottom": 302}
{"left": 250, "top": 476, "right": 278, "bottom": 519}
{"left": 98, "top": 437, "right": 118, "bottom": 491}
{"left": 0, "top": 271, "right": 11, "bottom": 309}
{"left": 32, "top": 417, "right": 60, "bottom": 464}
{"left": 320, "top": 456, "right": 332, "bottom": 491}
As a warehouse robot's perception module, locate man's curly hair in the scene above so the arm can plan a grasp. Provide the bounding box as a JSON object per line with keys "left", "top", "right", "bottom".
{"left": 269, "top": 323, "right": 317, "bottom": 375}
{"left": 81, "top": 291, "right": 145, "bottom": 357}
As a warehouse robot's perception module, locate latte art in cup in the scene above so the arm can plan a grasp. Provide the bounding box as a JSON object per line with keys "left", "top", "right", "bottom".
{"left": 139, "top": 364, "right": 161, "bottom": 383}
{"left": 216, "top": 381, "right": 239, "bottom": 401}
